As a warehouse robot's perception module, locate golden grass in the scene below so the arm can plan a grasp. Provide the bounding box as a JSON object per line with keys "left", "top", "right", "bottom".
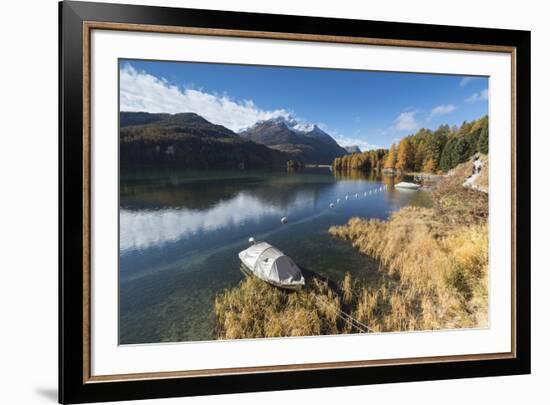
{"left": 214, "top": 157, "right": 488, "bottom": 338}
{"left": 329, "top": 214, "right": 488, "bottom": 331}
{"left": 214, "top": 276, "right": 345, "bottom": 339}
{"left": 327, "top": 158, "right": 489, "bottom": 332}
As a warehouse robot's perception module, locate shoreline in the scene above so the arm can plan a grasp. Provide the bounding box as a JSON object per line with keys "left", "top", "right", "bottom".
{"left": 214, "top": 156, "right": 489, "bottom": 339}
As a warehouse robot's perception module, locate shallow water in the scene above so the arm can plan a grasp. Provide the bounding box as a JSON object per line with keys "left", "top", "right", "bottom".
{"left": 119, "top": 168, "right": 431, "bottom": 344}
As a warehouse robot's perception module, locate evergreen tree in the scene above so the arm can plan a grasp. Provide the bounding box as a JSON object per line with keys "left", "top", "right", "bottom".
{"left": 413, "top": 141, "right": 428, "bottom": 172}
{"left": 477, "top": 121, "right": 489, "bottom": 154}
{"left": 451, "top": 137, "right": 470, "bottom": 167}
{"left": 440, "top": 137, "right": 457, "bottom": 171}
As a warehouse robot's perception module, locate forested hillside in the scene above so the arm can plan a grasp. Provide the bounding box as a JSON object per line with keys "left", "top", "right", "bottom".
{"left": 119, "top": 112, "right": 293, "bottom": 170}
{"left": 333, "top": 116, "right": 488, "bottom": 174}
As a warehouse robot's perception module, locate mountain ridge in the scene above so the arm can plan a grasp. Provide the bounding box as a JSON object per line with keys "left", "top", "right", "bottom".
{"left": 119, "top": 112, "right": 293, "bottom": 170}
{"left": 240, "top": 117, "right": 348, "bottom": 164}
{"left": 344, "top": 145, "right": 362, "bottom": 154}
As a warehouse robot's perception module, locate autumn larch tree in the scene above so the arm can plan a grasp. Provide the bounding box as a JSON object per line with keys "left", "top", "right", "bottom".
{"left": 395, "top": 138, "right": 414, "bottom": 172}
{"left": 384, "top": 144, "right": 397, "bottom": 169}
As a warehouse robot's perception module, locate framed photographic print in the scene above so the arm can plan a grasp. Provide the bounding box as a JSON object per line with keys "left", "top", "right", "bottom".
{"left": 59, "top": 1, "right": 531, "bottom": 403}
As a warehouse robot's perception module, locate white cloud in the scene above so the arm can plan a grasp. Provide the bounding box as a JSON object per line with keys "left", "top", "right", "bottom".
{"left": 459, "top": 76, "right": 479, "bottom": 87}
{"left": 394, "top": 111, "right": 420, "bottom": 131}
{"left": 465, "top": 89, "right": 489, "bottom": 103}
{"left": 316, "top": 123, "right": 381, "bottom": 151}
{"left": 427, "top": 104, "right": 456, "bottom": 121}
{"left": 332, "top": 134, "right": 382, "bottom": 151}
{"left": 120, "top": 63, "right": 291, "bottom": 132}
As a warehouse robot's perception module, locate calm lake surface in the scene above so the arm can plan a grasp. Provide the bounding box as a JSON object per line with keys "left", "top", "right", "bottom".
{"left": 119, "top": 168, "right": 431, "bottom": 344}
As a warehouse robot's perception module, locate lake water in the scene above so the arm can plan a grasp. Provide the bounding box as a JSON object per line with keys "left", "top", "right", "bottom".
{"left": 119, "top": 168, "right": 431, "bottom": 344}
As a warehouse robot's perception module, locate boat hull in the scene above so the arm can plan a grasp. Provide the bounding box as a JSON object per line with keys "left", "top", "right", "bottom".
{"left": 239, "top": 263, "right": 304, "bottom": 292}
{"left": 395, "top": 182, "right": 421, "bottom": 190}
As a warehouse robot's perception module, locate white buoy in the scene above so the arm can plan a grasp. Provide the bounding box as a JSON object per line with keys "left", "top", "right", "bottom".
{"left": 329, "top": 203, "right": 335, "bottom": 208}
{"left": 281, "top": 216, "right": 288, "bottom": 224}
{"left": 248, "top": 237, "right": 255, "bottom": 244}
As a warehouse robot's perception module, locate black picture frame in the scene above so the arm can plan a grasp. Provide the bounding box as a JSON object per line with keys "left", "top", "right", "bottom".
{"left": 59, "top": 1, "right": 531, "bottom": 403}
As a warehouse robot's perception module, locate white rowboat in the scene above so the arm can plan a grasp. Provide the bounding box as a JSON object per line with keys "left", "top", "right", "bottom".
{"left": 238, "top": 242, "right": 305, "bottom": 291}
{"left": 395, "top": 182, "right": 421, "bottom": 190}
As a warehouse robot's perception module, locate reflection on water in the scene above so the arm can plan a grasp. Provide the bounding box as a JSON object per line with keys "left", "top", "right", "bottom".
{"left": 120, "top": 193, "right": 313, "bottom": 252}
{"left": 119, "top": 168, "right": 431, "bottom": 344}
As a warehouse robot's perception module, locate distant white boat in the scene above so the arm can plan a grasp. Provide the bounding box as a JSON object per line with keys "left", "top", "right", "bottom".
{"left": 395, "top": 182, "right": 421, "bottom": 190}
{"left": 238, "top": 242, "right": 305, "bottom": 291}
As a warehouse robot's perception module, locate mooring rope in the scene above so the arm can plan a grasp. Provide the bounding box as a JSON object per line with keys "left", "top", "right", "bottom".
{"left": 314, "top": 295, "right": 376, "bottom": 334}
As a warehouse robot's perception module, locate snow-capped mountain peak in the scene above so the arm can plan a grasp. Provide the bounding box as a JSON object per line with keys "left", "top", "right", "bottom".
{"left": 245, "top": 116, "right": 316, "bottom": 135}
{"left": 291, "top": 121, "right": 316, "bottom": 133}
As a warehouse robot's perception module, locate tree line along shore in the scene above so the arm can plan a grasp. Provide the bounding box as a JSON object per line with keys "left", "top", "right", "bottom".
{"left": 332, "top": 115, "right": 488, "bottom": 174}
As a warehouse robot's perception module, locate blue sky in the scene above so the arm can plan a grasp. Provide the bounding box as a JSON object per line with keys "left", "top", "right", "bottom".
{"left": 120, "top": 59, "right": 488, "bottom": 150}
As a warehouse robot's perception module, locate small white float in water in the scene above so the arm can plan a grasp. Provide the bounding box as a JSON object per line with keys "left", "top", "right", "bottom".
{"left": 281, "top": 216, "right": 288, "bottom": 224}
{"left": 395, "top": 182, "right": 421, "bottom": 190}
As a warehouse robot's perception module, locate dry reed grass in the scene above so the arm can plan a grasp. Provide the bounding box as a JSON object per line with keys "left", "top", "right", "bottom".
{"left": 329, "top": 215, "right": 488, "bottom": 331}
{"left": 328, "top": 158, "right": 489, "bottom": 331}
{"left": 214, "top": 158, "right": 488, "bottom": 338}
{"left": 214, "top": 276, "right": 344, "bottom": 339}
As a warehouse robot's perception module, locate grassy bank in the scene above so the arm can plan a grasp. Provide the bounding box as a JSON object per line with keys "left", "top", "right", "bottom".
{"left": 329, "top": 210, "right": 488, "bottom": 331}
{"left": 214, "top": 276, "right": 348, "bottom": 339}
{"left": 329, "top": 155, "right": 489, "bottom": 331}
{"left": 214, "top": 156, "right": 489, "bottom": 338}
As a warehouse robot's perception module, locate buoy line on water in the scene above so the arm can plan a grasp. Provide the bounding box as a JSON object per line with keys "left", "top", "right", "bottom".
{"left": 327, "top": 185, "right": 387, "bottom": 210}
{"left": 278, "top": 185, "right": 388, "bottom": 225}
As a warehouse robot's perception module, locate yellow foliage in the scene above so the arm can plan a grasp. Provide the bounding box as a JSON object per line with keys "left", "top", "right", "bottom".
{"left": 214, "top": 161, "right": 488, "bottom": 338}
{"left": 214, "top": 276, "right": 344, "bottom": 339}
{"left": 384, "top": 144, "right": 397, "bottom": 169}
{"left": 423, "top": 158, "right": 437, "bottom": 173}
{"left": 328, "top": 206, "right": 488, "bottom": 331}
